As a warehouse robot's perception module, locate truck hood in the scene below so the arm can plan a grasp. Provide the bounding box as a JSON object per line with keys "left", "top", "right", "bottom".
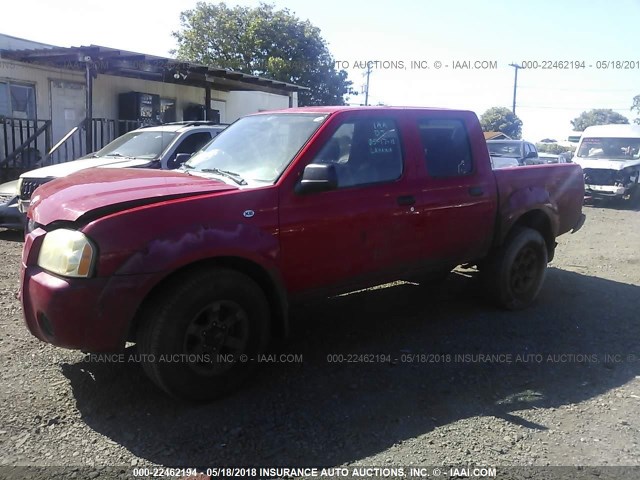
{"left": 20, "top": 156, "right": 153, "bottom": 179}
{"left": 573, "top": 157, "right": 640, "bottom": 171}
{"left": 30, "top": 168, "right": 237, "bottom": 225}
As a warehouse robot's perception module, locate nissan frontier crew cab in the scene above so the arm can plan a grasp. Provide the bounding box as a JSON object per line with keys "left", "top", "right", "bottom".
{"left": 20, "top": 107, "right": 586, "bottom": 400}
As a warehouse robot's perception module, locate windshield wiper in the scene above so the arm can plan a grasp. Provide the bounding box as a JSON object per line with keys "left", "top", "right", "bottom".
{"left": 199, "top": 168, "right": 247, "bottom": 185}
{"left": 103, "top": 153, "right": 135, "bottom": 158}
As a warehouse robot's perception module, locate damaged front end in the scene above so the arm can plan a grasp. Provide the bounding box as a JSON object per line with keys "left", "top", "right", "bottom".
{"left": 583, "top": 166, "right": 640, "bottom": 201}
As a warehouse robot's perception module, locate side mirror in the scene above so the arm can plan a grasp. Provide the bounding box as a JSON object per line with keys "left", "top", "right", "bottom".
{"left": 295, "top": 163, "right": 338, "bottom": 195}
{"left": 166, "top": 152, "right": 192, "bottom": 169}
{"left": 525, "top": 151, "right": 538, "bottom": 159}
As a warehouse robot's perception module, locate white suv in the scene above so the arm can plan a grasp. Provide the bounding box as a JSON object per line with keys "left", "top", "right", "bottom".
{"left": 17, "top": 122, "right": 227, "bottom": 212}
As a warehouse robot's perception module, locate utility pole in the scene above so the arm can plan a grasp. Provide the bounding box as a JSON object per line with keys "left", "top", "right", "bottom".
{"left": 363, "top": 62, "right": 372, "bottom": 106}
{"left": 508, "top": 63, "right": 521, "bottom": 115}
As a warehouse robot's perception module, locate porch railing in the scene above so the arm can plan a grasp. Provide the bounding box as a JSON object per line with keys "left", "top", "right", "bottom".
{"left": 0, "top": 117, "right": 52, "bottom": 182}
{"left": 47, "top": 119, "right": 88, "bottom": 165}
{"left": 47, "top": 118, "right": 143, "bottom": 165}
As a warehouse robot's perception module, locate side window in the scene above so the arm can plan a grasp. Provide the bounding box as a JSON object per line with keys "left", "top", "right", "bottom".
{"left": 524, "top": 143, "right": 531, "bottom": 156}
{"left": 173, "top": 132, "right": 212, "bottom": 156}
{"left": 313, "top": 118, "right": 402, "bottom": 188}
{"left": 0, "top": 81, "right": 36, "bottom": 118}
{"left": 418, "top": 118, "right": 473, "bottom": 177}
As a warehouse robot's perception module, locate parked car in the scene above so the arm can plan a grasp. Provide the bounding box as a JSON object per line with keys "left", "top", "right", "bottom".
{"left": 20, "top": 106, "right": 586, "bottom": 400}
{"left": 487, "top": 139, "right": 543, "bottom": 165}
{"left": 571, "top": 124, "right": 640, "bottom": 203}
{"left": 490, "top": 155, "right": 520, "bottom": 169}
{"left": 17, "top": 121, "right": 227, "bottom": 213}
{"left": 0, "top": 180, "right": 22, "bottom": 230}
{"left": 538, "top": 152, "right": 568, "bottom": 164}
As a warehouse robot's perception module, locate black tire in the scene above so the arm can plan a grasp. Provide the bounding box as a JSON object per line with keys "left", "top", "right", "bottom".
{"left": 483, "top": 227, "right": 548, "bottom": 310}
{"left": 137, "top": 267, "right": 270, "bottom": 401}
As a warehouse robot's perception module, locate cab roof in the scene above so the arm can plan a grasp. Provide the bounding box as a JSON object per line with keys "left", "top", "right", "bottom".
{"left": 582, "top": 124, "right": 640, "bottom": 138}
{"left": 256, "top": 106, "right": 472, "bottom": 115}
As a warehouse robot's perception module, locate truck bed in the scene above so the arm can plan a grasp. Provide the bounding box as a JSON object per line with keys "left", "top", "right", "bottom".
{"left": 493, "top": 163, "right": 585, "bottom": 237}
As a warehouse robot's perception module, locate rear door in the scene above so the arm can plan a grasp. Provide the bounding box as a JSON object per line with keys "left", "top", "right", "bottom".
{"left": 278, "top": 110, "right": 424, "bottom": 296}
{"left": 408, "top": 112, "right": 498, "bottom": 265}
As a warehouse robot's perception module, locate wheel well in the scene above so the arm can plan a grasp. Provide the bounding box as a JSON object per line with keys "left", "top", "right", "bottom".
{"left": 509, "top": 210, "right": 555, "bottom": 259}
{"left": 128, "top": 257, "right": 288, "bottom": 343}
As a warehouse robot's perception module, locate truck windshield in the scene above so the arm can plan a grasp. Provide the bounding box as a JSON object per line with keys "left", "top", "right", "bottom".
{"left": 184, "top": 113, "right": 328, "bottom": 183}
{"left": 92, "top": 131, "right": 178, "bottom": 160}
{"left": 487, "top": 142, "right": 522, "bottom": 157}
{"left": 577, "top": 137, "right": 640, "bottom": 160}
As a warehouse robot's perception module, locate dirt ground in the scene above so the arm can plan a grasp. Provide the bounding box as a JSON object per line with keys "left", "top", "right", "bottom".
{"left": 0, "top": 203, "right": 639, "bottom": 479}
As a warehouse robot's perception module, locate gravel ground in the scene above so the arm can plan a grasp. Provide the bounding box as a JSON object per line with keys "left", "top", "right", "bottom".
{"left": 0, "top": 204, "right": 639, "bottom": 479}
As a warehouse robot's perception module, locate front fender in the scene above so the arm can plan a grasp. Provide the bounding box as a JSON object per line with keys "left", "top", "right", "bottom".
{"left": 80, "top": 187, "right": 280, "bottom": 278}
{"left": 115, "top": 221, "right": 280, "bottom": 276}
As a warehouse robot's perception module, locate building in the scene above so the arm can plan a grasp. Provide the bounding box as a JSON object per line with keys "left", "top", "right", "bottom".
{"left": 0, "top": 33, "right": 307, "bottom": 181}
{"left": 483, "top": 131, "right": 511, "bottom": 141}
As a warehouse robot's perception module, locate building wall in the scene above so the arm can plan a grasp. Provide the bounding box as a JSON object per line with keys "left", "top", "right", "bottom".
{"left": 92, "top": 74, "right": 230, "bottom": 122}
{"left": 226, "top": 90, "right": 296, "bottom": 121}
{"left": 0, "top": 58, "right": 295, "bottom": 124}
{"left": 0, "top": 58, "right": 84, "bottom": 121}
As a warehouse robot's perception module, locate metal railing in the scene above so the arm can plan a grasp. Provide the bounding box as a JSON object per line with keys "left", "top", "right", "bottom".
{"left": 47, "top": 118, "right": 143, "bottom": 165}
{"left": 0, "top": 117, "right": 52, "bottom": 182}
{"left": 47, "top": 119, "right": 88, "bottom": 165}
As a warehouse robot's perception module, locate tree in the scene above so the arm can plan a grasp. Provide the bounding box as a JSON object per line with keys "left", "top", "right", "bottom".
{"left": 631, "top": 95, "right": 640, "bottom": 125}
{"left": 172, "top": 2, "right": 354, "bottom": 106}
{"left": 536, "top": 143, "right": 573, "bottom": 154}
{"left": 570, "top": 109, "right": 629, "bottom": 131}
{"left": 479, "top": 107, "right": 523, "bottom": 139}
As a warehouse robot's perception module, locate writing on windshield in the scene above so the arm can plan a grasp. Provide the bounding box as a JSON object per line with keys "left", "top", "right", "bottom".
{"left": 578, "top": 137, "right": 640, "bottom": 160}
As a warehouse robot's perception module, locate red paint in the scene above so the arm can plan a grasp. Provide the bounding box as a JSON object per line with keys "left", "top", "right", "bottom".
{"left": 20, "top": 107, "right": 585, "bottom": 352}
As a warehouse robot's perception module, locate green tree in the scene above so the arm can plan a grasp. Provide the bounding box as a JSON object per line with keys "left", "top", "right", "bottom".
{"left": 570, "top": 109, "right": 629, "bottom": 131}
{"left": 479, "top": 107, "right": 523, "bottom": 139}
{"left": 172, "top": 2, "right": 354, "bottom": 106}
{"left": 631, "top": 95, "right": 640, "bottom": 125}
{"left": 536, "top": 143, "right": 573, "bottom": 154}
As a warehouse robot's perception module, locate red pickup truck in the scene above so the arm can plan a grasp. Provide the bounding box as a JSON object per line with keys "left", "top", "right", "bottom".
{"left": 20, "top": 107, "right": 585, "bottom": 400}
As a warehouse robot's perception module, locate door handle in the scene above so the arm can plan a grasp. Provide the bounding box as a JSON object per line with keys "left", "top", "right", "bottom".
{"left": 397, "top": 195, "right": 416, "bottom": 206}
{"left": 468, "top": 186, "right": 484, "bottom": 197}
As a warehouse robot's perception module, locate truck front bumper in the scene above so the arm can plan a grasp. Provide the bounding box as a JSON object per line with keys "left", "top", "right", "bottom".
{"left": 585, "top": 184, "right": 628, "bottom": 198}
{"left": 20, "top": 232, "right": 159, "bottom": 352}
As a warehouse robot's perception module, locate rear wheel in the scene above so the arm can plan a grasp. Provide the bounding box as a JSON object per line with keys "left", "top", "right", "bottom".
{"left": 483, "top": 227, "right": 548, "bottom": 310}
{"left": 137, "top": 267, "right": 270, "bottom": 401}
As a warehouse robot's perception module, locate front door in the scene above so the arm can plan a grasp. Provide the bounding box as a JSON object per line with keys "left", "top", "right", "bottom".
{"left": 50, "top": 80, "right": 86, "bottom": 148}
{"left": 278, "top": 112, "right": 421, "bottom": 296}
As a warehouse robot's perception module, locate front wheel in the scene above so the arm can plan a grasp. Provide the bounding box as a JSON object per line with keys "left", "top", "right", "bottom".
{"left": 482, "top": 227, "right": 548, "bottom": 310}
{"left": 137, "top": 267, "right": 270, "bottom": 401}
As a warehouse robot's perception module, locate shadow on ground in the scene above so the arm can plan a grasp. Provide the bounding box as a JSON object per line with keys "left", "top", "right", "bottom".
{"left": 584, "top": 197, "right": 640, "bottom": 212}
{"left": 0, "top": 229, "right": 24, "bottom": 243}
{"left": 61, "top": 267, "right": 640, "bottom": 466}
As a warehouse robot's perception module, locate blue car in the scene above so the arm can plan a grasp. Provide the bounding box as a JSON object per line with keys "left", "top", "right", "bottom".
{"left": 0, "top": 180, "right": 23, "bottom": 231}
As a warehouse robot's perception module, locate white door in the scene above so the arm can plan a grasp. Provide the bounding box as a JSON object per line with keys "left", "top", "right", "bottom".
{"left": 50, "top": 80, "right": 86, "bottom": 147}
{"left": 211, "top": 99, "right": 226, "bottom": 123}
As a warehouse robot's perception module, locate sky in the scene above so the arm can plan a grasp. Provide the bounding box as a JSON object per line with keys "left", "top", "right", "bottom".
{"left": 1, "top": 0, "right": 639, "bottom": 141}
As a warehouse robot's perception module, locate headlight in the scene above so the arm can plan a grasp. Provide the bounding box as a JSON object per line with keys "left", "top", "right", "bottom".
{"left": 16, "top": 178, "right": 23, "bottom": 197}
{"left": 37, "top": 229, "right": 96, "bottom": 278}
